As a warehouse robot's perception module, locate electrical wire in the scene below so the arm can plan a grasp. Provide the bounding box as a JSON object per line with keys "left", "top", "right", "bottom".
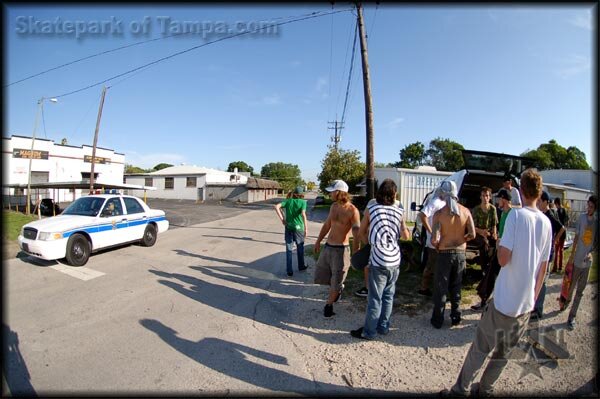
{"left": 5, "top": 9, "right": 342, "bottom": 88}
{"left": 335, "top": 13, "right": 358, "bottom": 120}
{"left": 367, "top": 3, "right": 379, "bottom": 42}
{"left": 326, "top": 4, "right": 334, "bottom": 122}
{"left": 340, "top": 22, "right": 358, "bottom": 127}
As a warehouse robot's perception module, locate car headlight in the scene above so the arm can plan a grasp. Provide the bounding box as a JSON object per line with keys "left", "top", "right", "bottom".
{"left": 38, "top": 232, "right": 64, "bottom": 241}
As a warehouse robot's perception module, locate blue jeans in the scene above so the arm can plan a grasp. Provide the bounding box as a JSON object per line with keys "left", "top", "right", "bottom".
{"left": 533, "top": 253, "right": 553, "bottom": 317}
{"left": 285, "top": 228, "right": 305, "bottom": 274}
{"left": 362, "top": 265, "right": 400, "bottom": 339}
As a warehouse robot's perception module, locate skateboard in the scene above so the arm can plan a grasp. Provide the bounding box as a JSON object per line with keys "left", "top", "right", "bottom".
{"left": 558, "top": 261, "right": 574, "bottom": 311}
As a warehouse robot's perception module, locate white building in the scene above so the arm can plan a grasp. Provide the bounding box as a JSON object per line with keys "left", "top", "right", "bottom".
{"left": 124, "top": 165, "right": 279, "bottom": 203}
{"left": 358, "top": 166, "right": 452, "bottom": 222}
{"left": 2, "top": 135, "right": 125, "bottom": 204}
{"left": 540, "top": 169, "right": 597, "bottom": 193}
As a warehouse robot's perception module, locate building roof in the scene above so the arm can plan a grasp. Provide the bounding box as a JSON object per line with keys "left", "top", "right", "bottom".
{"left": 246, "top": 177, "right": 280, "bottom": 189}
{"left": 125, "top": 165, "right": 235, "bottom": 176}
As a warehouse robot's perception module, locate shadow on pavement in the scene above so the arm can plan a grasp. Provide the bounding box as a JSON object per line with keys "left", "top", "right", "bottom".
{"left": 2, "top": 323, "right": 37, "bottom": 397}
{"left": 155, "top": 250, "right": 475, "bottom": 349}
{"left": 139, "top": 318, "right": 394, "bottom": 396}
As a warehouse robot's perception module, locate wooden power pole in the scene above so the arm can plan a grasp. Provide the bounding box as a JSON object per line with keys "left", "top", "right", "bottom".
{"left": 356, "top": 3, "right": 375, "bottom": 200}
{"left": 89, "top": 86, "right": 107, "bottom": 193}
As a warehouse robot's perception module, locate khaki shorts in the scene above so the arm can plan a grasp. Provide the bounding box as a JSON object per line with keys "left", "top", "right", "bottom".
{"left": 314, "top": 244, "right": 351, "bottom": 291}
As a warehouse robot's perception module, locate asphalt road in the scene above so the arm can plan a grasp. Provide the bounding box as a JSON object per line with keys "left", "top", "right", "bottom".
{"left": 3, "top": 197, "right": 358, "bottom": 396}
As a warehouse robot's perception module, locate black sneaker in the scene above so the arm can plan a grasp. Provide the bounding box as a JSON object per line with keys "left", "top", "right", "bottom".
{"left": 324, "top": 304, "right": 335, "bottom": 317}
{"left": 451, "top": 316, "right": 462, "bottom": 326}
{"left": 287, "top": 272, "right": 293, "bottom": 277}
{"left": 470, "top": 302, "right": 485, "bottom": 311}
{"left": 418, "top": 288, "right": 433, "bottom": 297}
{"left": 298, "top": 266, "right": 308, "bottom": 271}
{"left": 354, "top": 287, "right": 368, "bottom": 297}
{"left": 350, "top": 327, "right": 369, "bottom": 340}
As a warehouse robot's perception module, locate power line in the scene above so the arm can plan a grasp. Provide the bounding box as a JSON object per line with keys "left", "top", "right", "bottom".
{"left": 335, "top": 15, "right": 357, "bottom": 117}
{"left": 340, "top": 22, "right": 358, "bottom": 127}
{"left": 5, "top": 9, "right": 342, "bottom": 88}
{"left": 46, "top": 9, "right": 352, "bottom": 99}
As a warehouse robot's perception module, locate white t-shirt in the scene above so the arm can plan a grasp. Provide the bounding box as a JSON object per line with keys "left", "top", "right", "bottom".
{"left": 494, "top": 206, "right": 552, "bottom": 317}
{"left": 420, "top": 197, "right": 446, "bottom": 249}
{"left": 510, "top": 187, "right": 522, "bottom": 207}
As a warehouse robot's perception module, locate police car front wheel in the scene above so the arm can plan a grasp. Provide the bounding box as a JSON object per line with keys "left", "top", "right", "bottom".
{"left": 65, "top": 233, "right": 90, "bottom": 267}
{"left": 141, "top": 224, "right": 157, "bottom": 247}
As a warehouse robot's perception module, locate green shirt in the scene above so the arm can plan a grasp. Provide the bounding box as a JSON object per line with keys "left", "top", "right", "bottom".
{"left": 472, "top": 204, "right": 498, "bottom": 232}
{"left": 498, "top": 208, "right": 512, "bottom": 238}
{"left": 280, "top": 198, "right": 307, "bottom": 231}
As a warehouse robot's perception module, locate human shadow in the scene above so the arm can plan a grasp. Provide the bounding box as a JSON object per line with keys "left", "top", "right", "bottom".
{"left": 201, "top": 234, "right": 283, "bottom": 247}
{"left": 2, "top": 323, "right": 37, "bottom": 397}
{"left": 139, "top": 318, "right": 398, "bottom": 396}
{"left": 148, "top": 268, "right": 336, "bottom": 341}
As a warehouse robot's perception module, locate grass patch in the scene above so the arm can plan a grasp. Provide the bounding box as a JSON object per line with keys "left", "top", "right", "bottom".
{"left": 3, "top": 210, "right": 37, "bottom": 241}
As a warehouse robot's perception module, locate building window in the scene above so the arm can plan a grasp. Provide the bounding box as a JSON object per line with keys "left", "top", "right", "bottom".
{"left": 165, "top": 177, "right": 174, "bottom": 190}
{"left": 145, "top": 178, "right": 153, "bottom": 187}
{"left": 186, "top": 177, "right": 197, "bottom": 187}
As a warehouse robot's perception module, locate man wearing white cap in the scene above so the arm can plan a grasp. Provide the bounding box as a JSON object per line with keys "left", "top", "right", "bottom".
{"left": 314, "top": 179, "right": 360, "bottom": 317}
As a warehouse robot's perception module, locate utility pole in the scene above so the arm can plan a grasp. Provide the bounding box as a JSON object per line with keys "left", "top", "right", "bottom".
{"left": 356, "top": 3, "right": 375, "bottom": 201}
{"left": 327, "top": 120, "right": 344, "bottom": 150}
{"left": 26, "top": 100, "right": 43, "bottom": 215}
{"left": 89, "top": 86, "right": 107, "bottom": 193}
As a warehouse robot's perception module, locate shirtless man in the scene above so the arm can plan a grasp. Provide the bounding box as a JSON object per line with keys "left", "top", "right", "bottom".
{"left": 430, "top": 180, "right": 476, "bottom": 328}
{"left": 314, "top": 179, "right": 360, "bottom": 317}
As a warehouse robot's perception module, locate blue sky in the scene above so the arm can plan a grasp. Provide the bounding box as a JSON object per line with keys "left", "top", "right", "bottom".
{"left": 4, "top": 4, "right": 596, "bottom": 183}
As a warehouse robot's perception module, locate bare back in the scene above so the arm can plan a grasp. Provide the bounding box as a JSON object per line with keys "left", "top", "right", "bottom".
{"left": 433, "top": 204, "right": 476, "bottom": 250}
{"left": 327, "top": 201, "right": 359, "bottom": 245}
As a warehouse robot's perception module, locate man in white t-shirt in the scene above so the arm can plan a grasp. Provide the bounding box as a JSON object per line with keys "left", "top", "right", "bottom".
{"left": 442, "top": 168, "right": 551, "bottom": 397}
{"left": 503, "top": 175, "right": 522, "bottom": 208}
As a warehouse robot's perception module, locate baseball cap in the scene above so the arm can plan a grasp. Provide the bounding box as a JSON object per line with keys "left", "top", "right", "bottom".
{"left": 325, "top": 179, "right": 349, "bottom": 193}
{"left": 294, "top": 186, "right": 304, "bottom": 194}
{"left": 540, "top": 191, "right": 550, "bottom": 202}
{"left": 497, "top": 188, "right": 512, "bottom": 201}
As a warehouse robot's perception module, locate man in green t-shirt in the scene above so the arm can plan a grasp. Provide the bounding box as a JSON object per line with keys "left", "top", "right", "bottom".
{"left": 275, "top": 186, "right": 308, "bottom": 277}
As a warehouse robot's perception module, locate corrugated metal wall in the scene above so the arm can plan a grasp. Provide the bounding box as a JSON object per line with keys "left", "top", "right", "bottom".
{"left": 399, "top": 171, "right": 450, "bottom": 222}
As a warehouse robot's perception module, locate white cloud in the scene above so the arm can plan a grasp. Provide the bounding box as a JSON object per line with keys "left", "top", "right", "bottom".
{"left": 261, "top": 94, "right": 282, "bottom": 106}
{"left": 385, "top": 117, "right": 405, "bottom": 130}
{"left": 555, "top": 54, "right": 590, "bottom": 78}
{"left": 122, "top": 151, "right": 187, "bottom": 169}
{"left": 569, "top": 12, "right": 593, "bottom": 31}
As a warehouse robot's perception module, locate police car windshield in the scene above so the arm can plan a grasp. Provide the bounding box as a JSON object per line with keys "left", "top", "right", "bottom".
{"left": 62, "top": 197, "right": 105, "bottom": 216}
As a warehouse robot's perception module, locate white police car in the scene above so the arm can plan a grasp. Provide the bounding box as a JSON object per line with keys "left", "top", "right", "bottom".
{"left": 18, "top": 194, "right": 169, "bottom": 266}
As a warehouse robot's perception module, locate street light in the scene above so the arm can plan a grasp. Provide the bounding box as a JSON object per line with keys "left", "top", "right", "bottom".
{"left": 26, "top": 97, "right": 58, "bottom": 215}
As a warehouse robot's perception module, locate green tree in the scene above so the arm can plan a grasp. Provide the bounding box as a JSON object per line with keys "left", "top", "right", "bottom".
{"left": 125, "top": 164, "right": 148, "bottom": 173}
{"left": 521, "top": 148, "right": 554, "bottom": 170}
{"left": 318, "top": 146, "right": 365, "bottom": 194}
{"left": 426, "top": 138, "right": 464, "bottom": 171}
{"left": 521, "top": 140, "right": 589, "bottom": 170}
{"left": 306, "top": 181, "right": 316, "bottom": 191}
{"left": 227, "top": 161, "right": 254, "bottom": 174}
{"left": 153, "top": 163, "right": 173, "bottom": 171}
{"left": 260, "top": 162, "right": 303, "bottom": 193}
{"left": 398, "top": 141, "right": 426, "bottom": 169}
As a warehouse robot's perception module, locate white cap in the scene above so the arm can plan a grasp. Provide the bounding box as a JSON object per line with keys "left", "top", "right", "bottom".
{"left": 325, "top": 179, "right": 349, "bottom": 193}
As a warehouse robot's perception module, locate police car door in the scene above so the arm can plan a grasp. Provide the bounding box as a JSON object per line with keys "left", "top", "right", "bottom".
{"left": 96, "top": 197, "right": 128, "bottom": 248}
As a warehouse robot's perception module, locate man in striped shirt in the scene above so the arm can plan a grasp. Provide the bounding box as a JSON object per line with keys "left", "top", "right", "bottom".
{"left": 350, "top": 179, "right": 410, "bottom": 340}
